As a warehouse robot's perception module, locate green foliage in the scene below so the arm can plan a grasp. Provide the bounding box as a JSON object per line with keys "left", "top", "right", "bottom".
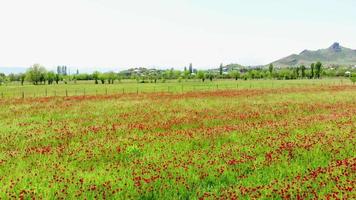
{"left": 350, "top": 73, "right": 356, "bottom": 84}
{"left": 269, "top": 64, "right": 273, "bottom": 75}
{"left": 26, "top": 64, "right": 47, "bottom": 85}
{"left": 92, "top": 71, "right": 100, "bottom": 84}
{"left": 315, "top": 61, "right": 323, "bottom": 79}
{"left": 300, "top": 65, "right": 306, "bottom": 78}
{"left": 310, "top": 63, "right": 315, "bottom": 79}
{"left": 273, "top": 42, "right": 356, "bottom": 67}
{"left": 197, "top": 71, "right": 206, "bottom": 82}
{"left": 229, "top": 70, "right": 240, "bottom": 80}
{"left": 47, "top": 71, "right": 56, "bottom": 85}
{"left": 0, "top": 81, "right": 354, "bottom": 198}
{"left": 106, "top": 71, "right": 116, "bottom": 84}
{"left": 0, "top": 73, "right": 6, "bottom": 85}
{"left": 189, "top": 63, "right": 193, "bottom": 74}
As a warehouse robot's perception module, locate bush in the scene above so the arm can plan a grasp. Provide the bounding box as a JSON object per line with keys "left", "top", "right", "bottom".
{"left": 350, "top": 73, "right": 356, "bottom": 84}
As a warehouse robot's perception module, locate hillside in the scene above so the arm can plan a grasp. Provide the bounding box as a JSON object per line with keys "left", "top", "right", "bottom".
{"left": 272, "top": 42, "right": 356, "bottom": 67}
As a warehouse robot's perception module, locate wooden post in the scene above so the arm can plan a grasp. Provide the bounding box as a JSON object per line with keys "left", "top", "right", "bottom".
{"left": 65, "top": 90, "right": 68, "bottom": 97}
{"left": 136, "top": 87, "right": 138, "bottom": 94}
{"left": 22, "top": 91, "right": 24, "bottom": 99}
{"left": 105, "top": 88, "right": 108, "bottom": 95}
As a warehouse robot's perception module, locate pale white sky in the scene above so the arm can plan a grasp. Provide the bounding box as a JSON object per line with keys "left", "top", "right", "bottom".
{"left": 0, "top": 0, "right": 356, "bottom": 71}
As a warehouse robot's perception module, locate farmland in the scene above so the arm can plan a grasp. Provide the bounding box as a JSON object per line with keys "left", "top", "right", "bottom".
{"left": 0, "top": 79, "right": 355, "bottom": 199}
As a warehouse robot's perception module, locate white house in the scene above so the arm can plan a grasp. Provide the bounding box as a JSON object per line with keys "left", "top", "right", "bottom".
{"left": 345, "top": 71, "right": 351, "bottom": 77}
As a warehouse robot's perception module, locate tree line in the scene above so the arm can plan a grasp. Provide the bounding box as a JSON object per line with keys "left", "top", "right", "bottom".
{"left": 0, "top": 62, "right": 355, "bottom": 85}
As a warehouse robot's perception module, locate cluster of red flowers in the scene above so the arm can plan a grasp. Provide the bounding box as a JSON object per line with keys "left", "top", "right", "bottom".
{"left": 0, "top": 85, "right": 355, "bottom": 199}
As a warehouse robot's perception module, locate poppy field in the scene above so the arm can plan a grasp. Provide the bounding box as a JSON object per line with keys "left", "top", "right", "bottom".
{"left": 0, "top": 81, "right": 355, "bottom": 199}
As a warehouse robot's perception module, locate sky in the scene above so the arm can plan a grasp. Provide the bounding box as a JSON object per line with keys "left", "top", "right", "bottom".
{"left": 0, "top": 0, "right": 356, "bottom": 72}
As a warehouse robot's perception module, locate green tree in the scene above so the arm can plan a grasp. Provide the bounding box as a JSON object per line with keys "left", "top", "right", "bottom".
{"left": 219, "top": 63, "right": 223, "bottom": 76}
{"left": 55, "top": 74, "right": 61, "bottom": 84}
{"left": 315, "top": 61, "right": 322, "bottom": 79}
{"left": 106, "top": 71, "right": 116, "bottom": 84}
{"left": 26, "top": 64, "right": 47, "bottom": 85}
{"left": 229, "top": 70, "right": 240, "bottom": 80}
{"left": 310, "top": 63, "right": 315, "bottom": 79}
{"left": 206, "top": 72, "right": 214, "bottom": 81}
{"left": 189, "top": 63, "right": 193, "bottom": 74}
{"left": 92, "top": 71, "right": 100, "bottom": 84}
{"left": 197, "top": 71, "right": 206, "bottom": 82}
{"left": 47, "top": 71, "right": 56, "bottom": 85}
{"left": 300, "top": 65, "right": 306, "bottom": 79}
{"left": 350, "top": 73, "right": 356, "bottom": 84}
{"left": 19, "top": 73, "right": 26, "bottom": 85}
{"left": 0, "top": 73, "right": 6, "bottom": 85}
{"left": 268, "top": 64, "right": 274, "bottom": 75}
{"left": 99, "top": 73, "right": 107, "bottom": 84}
{"left": 294, "top": 67, "right": 300, "bottom": 78}
{"left": 183, "top": 70, "right": 190, "bottom": 80}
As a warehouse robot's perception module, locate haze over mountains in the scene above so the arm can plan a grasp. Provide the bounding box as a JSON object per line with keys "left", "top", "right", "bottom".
{"left": 1, "top": 42, "right": 356, "bottom": 74}
{"left": 272, "top": 42, "right": 356, "bottom": 67}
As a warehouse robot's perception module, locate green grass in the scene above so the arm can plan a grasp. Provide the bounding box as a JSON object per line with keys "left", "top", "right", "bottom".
{"left": 0, "top": 79, "right": 355, "bottom": 199}
{"left": 0, "top": 78, "right": 352, "bottom": 98}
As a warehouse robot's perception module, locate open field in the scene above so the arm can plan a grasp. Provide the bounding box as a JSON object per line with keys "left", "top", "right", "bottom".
{"left": 0, "top": 80, "right": 355, "bottom": 199}
{"left": 0, "top": 78, "right": 354, "bottom": 98}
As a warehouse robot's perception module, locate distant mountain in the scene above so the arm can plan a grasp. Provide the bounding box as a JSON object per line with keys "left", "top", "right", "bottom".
{"left": 272, "top": 42, "right": 356, "bottom": 67}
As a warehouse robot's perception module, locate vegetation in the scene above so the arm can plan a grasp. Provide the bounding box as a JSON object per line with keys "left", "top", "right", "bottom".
{"left": 0, "top": 80, "right": 355, "bottom": 199}
{"left": 272, "top": 42, "right": 356, "bottom": 67}
{"left": 351, "top": 73, "right": 356, "bottom": 84}
{"left": 0, "top": 61, "right": 355, "bottom": 87}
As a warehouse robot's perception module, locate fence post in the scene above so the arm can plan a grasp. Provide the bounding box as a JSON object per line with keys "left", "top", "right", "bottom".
{"left": 106, "top": 88, "right": 108, "bottom": 95}
{"left": 136, "top": 87, "right": 138, "bottom": 94}
{"left": 22, "top": 91, "right": 24, "bottom": 99}
{"left": 83, "top": 89, "right": 86, "bottom": 96}
{"left": 122, "top": 88, "right": 125, "bottom": 94}
{"left": 1, "top": 92, "right": 3, "bottom": 98}
{"left": 65, "top": 90, "right": 68, "bottom": 97}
